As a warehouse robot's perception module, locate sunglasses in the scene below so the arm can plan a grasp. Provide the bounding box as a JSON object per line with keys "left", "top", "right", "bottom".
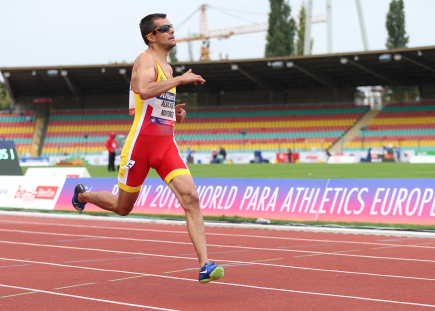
{"left": 146, "top": 24, "right": 174, "bottom": 37}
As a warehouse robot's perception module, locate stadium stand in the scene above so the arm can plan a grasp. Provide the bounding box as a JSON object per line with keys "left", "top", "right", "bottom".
{"left": 36, "top": 104, "right": 369, "bottom": 156}
{"left": 0, "top": 113, "right": 35, "bottom": 156}
{"left": 176, "top": 105, "right": 369, "bottom": 153}
{"left": 6, "top": 103, "right": 435, "bottom": 157}
{"left": 41, "top": 111, "right": 133, "bottom": 156}
{"left": 345, "top": 102, "right": 435, "bottom": 151}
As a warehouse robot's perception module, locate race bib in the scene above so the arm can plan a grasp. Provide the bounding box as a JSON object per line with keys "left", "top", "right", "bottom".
{"left": 129, "top": 83, "right": 135, "bottom": 115}
{"left": 150, "top": 91, "right": 176, "bottom": 126}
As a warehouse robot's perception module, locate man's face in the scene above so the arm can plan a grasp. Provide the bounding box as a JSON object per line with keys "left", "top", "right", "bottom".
{"left": 151, "top": 18, "right": 176, "bottom": 50}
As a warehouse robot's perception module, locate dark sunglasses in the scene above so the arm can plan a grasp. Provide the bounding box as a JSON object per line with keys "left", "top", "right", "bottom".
{"left": 146, "top": 24, "right": 174, "bottom": 37}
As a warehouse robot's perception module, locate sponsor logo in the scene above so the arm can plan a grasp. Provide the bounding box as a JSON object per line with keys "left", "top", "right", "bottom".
{"left": 66, "top": 175, "right": 80, "bottom": 178}
{"left": 13, "top": 185, "right": 58, "bottom": 202}
{"left": 35, "top": 186, "right": 58, "bottom": 200}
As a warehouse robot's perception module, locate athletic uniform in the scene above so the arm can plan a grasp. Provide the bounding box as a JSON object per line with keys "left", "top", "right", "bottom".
{"left": 118, "top": 52, "right": 190, "bottom": 193}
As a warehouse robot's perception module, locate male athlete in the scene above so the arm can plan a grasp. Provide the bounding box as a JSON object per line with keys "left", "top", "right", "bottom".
{"left": 72, "top": 13, "right": 224, "bottom": 284}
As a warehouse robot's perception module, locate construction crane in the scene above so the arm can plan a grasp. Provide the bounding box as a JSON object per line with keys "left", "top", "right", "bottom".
{"left": 176, "top": 4, "right": 326, "bottom": 61}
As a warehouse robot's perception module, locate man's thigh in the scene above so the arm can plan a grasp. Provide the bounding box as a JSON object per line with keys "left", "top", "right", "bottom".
{"left": 168, "top": 174, "right": 197, "bottom": 198}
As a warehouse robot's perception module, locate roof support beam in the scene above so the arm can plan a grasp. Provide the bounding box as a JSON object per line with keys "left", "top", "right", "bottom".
{"left": 1, "top": 71, "right": 15, "bottom": 109}
{"left": 118, "top": 68, "right": 130, "bottom": 83}
{"left": 344, "top": 58, "right": 397, "bottom": 84}
{"left": 400, "top": 54, "right": 435, "bottom": 74}
{"left": 289, "top": 62, "right": 336, "bottom": 88}
{"left": 60, "top": 70, "right": 80, "bottom": 96}
{"left": 231, "top": 64, "right": 272, "bottom": 89}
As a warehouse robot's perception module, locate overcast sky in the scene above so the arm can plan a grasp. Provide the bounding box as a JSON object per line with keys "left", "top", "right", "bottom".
{"left": 0, "top": 0, "right": 434, "bottom": 70}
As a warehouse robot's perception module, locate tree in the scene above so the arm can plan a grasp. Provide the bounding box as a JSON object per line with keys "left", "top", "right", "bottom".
{"left": 386, "top": 0, "right": 409, "bottom": 49}
{"left": 265, "top": 0, "right": 296, "bottom": 57}
{"left": 384, "top": 0, "right": 417, "bottom": 103}
{"left": 169, "top": 47, "right": 178, "bottom": 62}
{"left": 0, "top": 81, "right": 11, "bottom": 110}
{"left": 295, "top": 2, "right": 313, "bottom": 55}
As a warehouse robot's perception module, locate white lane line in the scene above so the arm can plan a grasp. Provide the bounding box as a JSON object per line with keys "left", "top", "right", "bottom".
{"left": 0, "top": 218, "right": 434, "bottom": 249}
{"left": 2, "top": 229, "right": 435, "bottom": 264}
{"left": 0, "top": 284, "right": 179, "bottom": 310}
{"left": 0, "top": 258, "right": 434, "bottom": 308}
{"left": 1, "top": 239, "right": 435, "bottom": 282}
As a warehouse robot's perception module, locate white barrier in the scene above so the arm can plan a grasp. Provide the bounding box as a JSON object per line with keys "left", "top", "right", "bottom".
{"left": 0, "top": 176, "right": 66, "bottom": 210}
{"left": 25, "top": 167, "right": 91, "bottom": 178}
{"left": 410, "top": 156, "right": 435, "bottom": 164}
{"left": 328, "top": 156, "right": 357, "bottom": 164}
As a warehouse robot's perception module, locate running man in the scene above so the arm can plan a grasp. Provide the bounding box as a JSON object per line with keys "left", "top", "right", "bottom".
{"left": 72, "top": 13, "right": 224, "bottom": 284}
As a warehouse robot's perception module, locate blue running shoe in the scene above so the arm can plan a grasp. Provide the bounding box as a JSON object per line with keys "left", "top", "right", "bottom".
{"left": 199, "top": 262, "right": 224, "bottom": 283}
{"left": 72, "top": 183, "right": 87, "bottom": 214}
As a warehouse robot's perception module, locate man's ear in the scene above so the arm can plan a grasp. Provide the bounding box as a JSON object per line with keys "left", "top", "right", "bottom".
{"left": 148, "top": 34, "right": 156, "bottom": 44}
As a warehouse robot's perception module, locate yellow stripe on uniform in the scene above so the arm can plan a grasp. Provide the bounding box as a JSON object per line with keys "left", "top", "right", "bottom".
{"left": 118, "top": 182, "right": 142, "bottom": 193}
{"left": 164, "top": 169, "right": 191, "bottom": 185}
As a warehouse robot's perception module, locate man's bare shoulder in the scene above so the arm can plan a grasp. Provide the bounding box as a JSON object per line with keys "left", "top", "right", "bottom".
{"left": 135, "top": 53, "right": 156, "bottom": 68}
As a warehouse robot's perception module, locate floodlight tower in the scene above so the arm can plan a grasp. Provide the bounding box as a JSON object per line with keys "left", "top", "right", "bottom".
{"left": 355, "top": 0, "right": 369, "bottom": 51}
{"left": 326, "top": 0, "right": 332, "bottom": 53}
{"left": 304, "top": 0, "right": 369, "bottom": 55}
{"left": 303, "top": 0, "right": 313, "bottom": 55}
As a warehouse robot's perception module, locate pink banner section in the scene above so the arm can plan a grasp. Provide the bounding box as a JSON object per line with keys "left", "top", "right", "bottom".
{"left": 56, "top": 177, "right": 435, "bottom": 225}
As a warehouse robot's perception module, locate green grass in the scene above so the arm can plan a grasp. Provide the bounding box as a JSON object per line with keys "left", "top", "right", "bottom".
{"left": 21, "top": 163, "right": 435, "bottom": 179}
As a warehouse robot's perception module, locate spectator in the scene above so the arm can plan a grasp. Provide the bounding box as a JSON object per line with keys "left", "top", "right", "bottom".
{"left": 287, "top": 148, "right": 292, "bottom": 163}
{"left": 218, "top": 146, "right": 226, "bottom": 160}
{"left": 25, "top": 115, "right": 31, "bottom": 122}
{"left": 105, "top": 131, "right": 119, "bottom": 171}
{"left": 186, "top": 146, "right": 194, "bottom": 164}
{"left": 212, "top": 148, "right": 217, "bottom": 160}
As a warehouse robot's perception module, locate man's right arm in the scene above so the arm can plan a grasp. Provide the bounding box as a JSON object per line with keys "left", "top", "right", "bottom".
{"left": 135, "top": 54, "right": 206, "bottom": 100}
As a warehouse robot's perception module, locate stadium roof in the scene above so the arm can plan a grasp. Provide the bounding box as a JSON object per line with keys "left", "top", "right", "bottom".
{"left": 1, "top": 46, "right": 435, "bottom": 98}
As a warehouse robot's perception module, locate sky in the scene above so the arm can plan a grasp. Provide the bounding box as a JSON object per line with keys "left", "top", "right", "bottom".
{"left": 0, "top": 0, "right": 434, "bottom": 70}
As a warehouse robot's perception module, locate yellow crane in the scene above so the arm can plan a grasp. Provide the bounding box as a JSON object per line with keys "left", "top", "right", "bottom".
{"left": 176, "top": 4, "right": 326, "bottom": 61}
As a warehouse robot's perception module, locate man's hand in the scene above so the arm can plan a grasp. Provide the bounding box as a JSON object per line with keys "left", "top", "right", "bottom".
{"left": 176, "top": 103, "right": 187, "bottom": 123}
{"left": 178, "top": 69, "right": 205, "bottom": 85}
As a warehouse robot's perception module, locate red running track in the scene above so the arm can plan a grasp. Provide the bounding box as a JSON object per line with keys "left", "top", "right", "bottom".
{"left": 0, "top": 214, "right": 434, "bottom": 310}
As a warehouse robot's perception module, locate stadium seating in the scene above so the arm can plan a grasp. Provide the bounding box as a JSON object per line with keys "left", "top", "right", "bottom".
{"left": 175, "top": 105, "right": 368, "bottom": 153}
{"left": 37, "top": 105, "right": 369, "bottom": 156}
{"left": 41, "top": 111, "right": 133, "bottom": 156}
{"left": 345, "top": 102, "right": 435, "bottom": 151}
{"left": 0, "top": 113, "right": 35, "bottom": 156}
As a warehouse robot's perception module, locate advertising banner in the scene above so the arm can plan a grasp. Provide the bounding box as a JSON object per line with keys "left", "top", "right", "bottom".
{"left": 19, "top": 157, "right": 50, "bottom": 167}
{"left": 55, "top": 177, "right": 435, "bottom": 225}
{"left": 0, "top": 176, "right": 66, "bottom": 210}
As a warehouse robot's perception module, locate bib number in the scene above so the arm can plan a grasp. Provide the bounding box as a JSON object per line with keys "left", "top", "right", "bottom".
{"left": 150, "top": 92, "right": 176, "bottom": 126}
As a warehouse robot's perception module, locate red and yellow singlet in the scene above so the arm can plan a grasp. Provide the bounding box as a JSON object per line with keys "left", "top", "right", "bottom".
{"left": 118, "top": 52, "right": 190, "bottom": 193}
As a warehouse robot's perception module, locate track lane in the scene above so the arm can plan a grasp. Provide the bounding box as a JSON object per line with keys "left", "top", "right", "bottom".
{"left": 0, "top": 217, "right": 434, "bottom": 250}
{"left": 0, "top": 256, "right": 434, "bottom": 310}
{"left": 2, "top": 228, "right": 435, "bottom": 281}
{"left": 0, "top": 284, "right": 179, "bottom": 311}
{"left": 1, "top": 215, "right": 435, "bottom": 309}
{"left": 1, "top": 238, "right": 435, "bottom": 306}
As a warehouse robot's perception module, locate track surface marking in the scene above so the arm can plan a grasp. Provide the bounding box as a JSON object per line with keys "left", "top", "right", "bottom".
{"left": 1, "top": 214, "right": 434, "bottom": 310}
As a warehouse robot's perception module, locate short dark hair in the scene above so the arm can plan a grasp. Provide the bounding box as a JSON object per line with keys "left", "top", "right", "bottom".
{"left": 140, "top": 13, "right": 166, "bottom": 45}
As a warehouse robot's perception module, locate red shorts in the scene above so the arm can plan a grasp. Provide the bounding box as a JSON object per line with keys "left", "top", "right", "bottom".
{"left": 118, "top": 135, "right": 190, "bottom": 193}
